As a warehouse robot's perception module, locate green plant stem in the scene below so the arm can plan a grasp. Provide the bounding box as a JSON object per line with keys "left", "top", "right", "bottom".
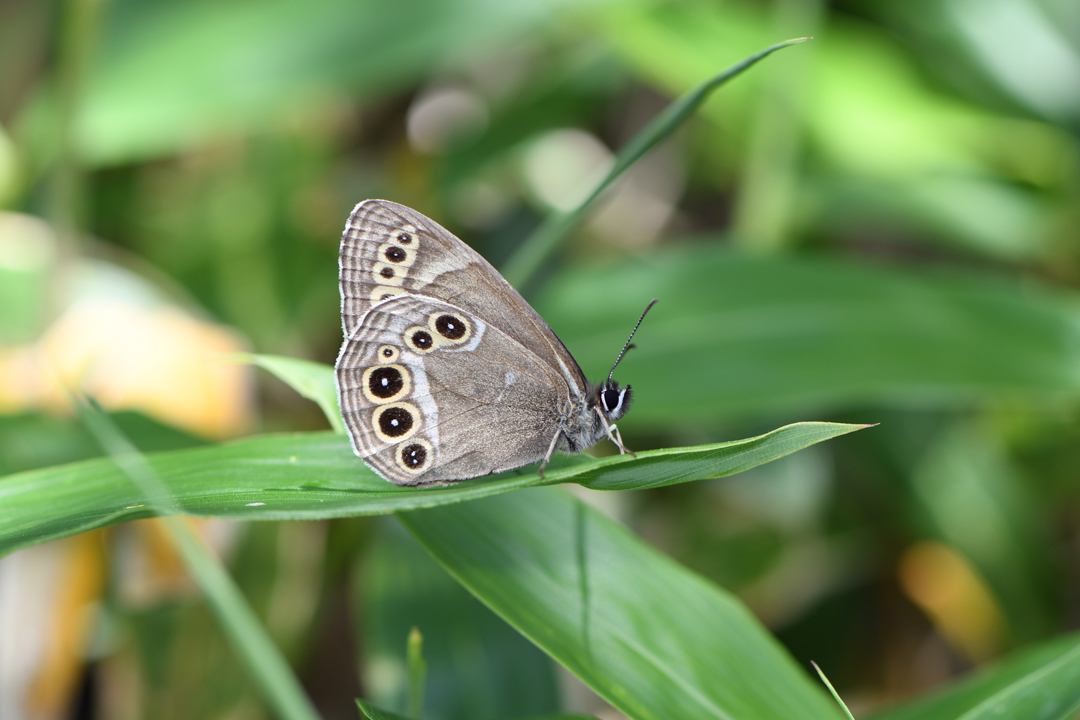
{"left": 812, "top": 661, "right": 856, "bottom": 720}
{"left": 500, "top": 37, "right": 811, "bottom": 288}
{"left": 406, "top": 627, "right": 426, "bottom": 719}
{"left": 76, "top": 399, "right": 323, "bottom": 720}
{"left": 49, "top": 0, "right": 106, "bottom": 240}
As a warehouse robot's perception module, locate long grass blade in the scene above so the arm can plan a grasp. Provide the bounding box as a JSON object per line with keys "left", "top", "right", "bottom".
{"left": 500, "top": 37, "right": 811, "bottom": 287}
{"left": 75, "top": 398, "right": 322, "bottom": 720}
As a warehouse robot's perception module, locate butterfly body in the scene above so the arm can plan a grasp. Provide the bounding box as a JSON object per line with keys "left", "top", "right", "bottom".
{"left": 334, "top": 200, "right": 634, "bottom": 486}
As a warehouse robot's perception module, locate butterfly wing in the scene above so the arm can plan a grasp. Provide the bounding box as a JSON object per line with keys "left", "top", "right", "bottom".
{"left": 339, "top": 199, "right": 588, "bottom": 396}
{"left": 336, "top": 295, "right": 568, "bottom": 485}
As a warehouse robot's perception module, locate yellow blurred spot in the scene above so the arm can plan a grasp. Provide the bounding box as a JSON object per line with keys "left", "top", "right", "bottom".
{"left": 898, "top": 541, "right": 1006, "bottom": 662}
{"left": 0, "top": 213, "right": 253, "bottom": 439}
{"left": 27, "top": 533, "right": 105, "bottom": 718}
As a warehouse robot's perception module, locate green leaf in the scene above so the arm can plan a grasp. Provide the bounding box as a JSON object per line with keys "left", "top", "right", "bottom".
{"left": 501, "top": 37, "right": 809, "bottom": 287}
{"left": 400, "top": 487, "right": 845, "bottom": 720}
{"left": 248, "top": 353, "right": 345, "bottom": 434}
{"left": 868, "top": 633, "right": 1080, "bottom": 720}
{"left": 811, "top": 662, "right": 856, "bottom": 720}
{"left": 76, "top": 400, "right": 321, "bottom": 720}
{"left": 0, "top": 422, "right": 864, "bottom": 557}
{"left": 72, "top": 0, "right": 612, "bottom": 165}
{"left": 532, "top": 246, "right": 1080, "bottom": 425}
{"left": 358, "top": 520, "right": 561, "bottom": 719}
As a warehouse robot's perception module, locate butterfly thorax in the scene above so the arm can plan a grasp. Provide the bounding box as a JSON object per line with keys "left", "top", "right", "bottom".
{"left": 557, "top": 380, "right": 632, "bottom": 454}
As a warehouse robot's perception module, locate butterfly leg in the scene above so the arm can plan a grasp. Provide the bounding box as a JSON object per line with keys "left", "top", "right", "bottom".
{"left": 594, "top": 407, "right": 637, "bottom": 458}
{"left": 610, "top": 424, "right": 637, "bottom": 459}
{"left": 538, "top": 429, "right": 561, "bottom": 479}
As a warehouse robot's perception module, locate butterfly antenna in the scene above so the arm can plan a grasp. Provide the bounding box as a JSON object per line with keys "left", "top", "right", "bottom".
{"left": 609, "top": 299, "right": 658, "bottom": 381}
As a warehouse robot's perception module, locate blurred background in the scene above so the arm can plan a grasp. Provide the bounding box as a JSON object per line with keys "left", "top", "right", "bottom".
{"left": 1, "top": 0, "right": 1079, "bottom": 718}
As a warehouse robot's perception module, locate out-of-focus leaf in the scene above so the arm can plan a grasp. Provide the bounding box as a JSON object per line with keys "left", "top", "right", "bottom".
{"left": 358, "top": 520, "right": 560, "bottom": 720}
{"left": 592, "top": 2, "right": 1071, "bottom": 260}
{"left": 501, "top": 37, "right": 809, "bottom": 286}
{"left": 0, "top": 411, "right": 204, "bottom": 476}
{"left": 868, "top": 632, "right": 1080, "bottom": 720}
{"left": 69, "top": 0, "right": 607, "bottom": 165}
{"left": 0, "top": 422, "right": 864, "bottom": 557}
{"left": 249, "top": 354, "right": 344, "bottom": 434}
{"left": 911, "top": 423, "right": 1055, "bottom": 641}
{"left": 77, "top": 401, "right": 321, "bottom": 720}
{"left": 400, "top": 487, "right": 845, "bottom": 720}
{"left": 534, "top": 244, "right": 1080, "bottom": 426}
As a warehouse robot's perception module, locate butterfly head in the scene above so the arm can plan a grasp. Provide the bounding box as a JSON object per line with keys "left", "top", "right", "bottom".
{"left": 596, "top": 380, "right": 632, "bottom": 422}
{"left": 592, "top": 298, "right": 656, "bottom": 424}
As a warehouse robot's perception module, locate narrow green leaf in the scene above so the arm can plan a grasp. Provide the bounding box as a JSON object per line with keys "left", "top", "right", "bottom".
{"left": 400, "top": 488, "right": 845, "bottom": 720}
{"left": 0, "top": 423, "right": 865, "bottom": 556}
{"left": 812, "top": 662, "right": 856, "bottom": 720}
{"left": 76, "top": 401, "right": 321, "bottom": 720}
{"left": 868, "top": 633, "right": 1080, "bottom": 720}
{"left": 248, "top": 354, "right": 345, "bottom": 434}
{"left": 501, "top": 37, "right": 810, "bottom": 287}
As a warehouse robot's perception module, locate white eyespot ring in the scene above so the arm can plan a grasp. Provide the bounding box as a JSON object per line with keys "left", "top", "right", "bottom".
{"left": 427, "top": 311, "right": 471, "bottom": 345}
{"left": 377, "top": 242, "right": 417, "bottom": 268}
{"left": 372, "top": 261, "right": 405, "bottom": 286}
{"left": 372, "top": 402, "right": 420, "bottom": 444}
{"left": 395, "top": 437, "right": 434, "bottom": 474}
{"left": 404, "top": 325, "right": 439, "bottom": 354}
{"left": 361, "top": 364, "right": 411, "bottom": 404}
{"left": 370, "top": 285, "right": 408, "bottom": 304}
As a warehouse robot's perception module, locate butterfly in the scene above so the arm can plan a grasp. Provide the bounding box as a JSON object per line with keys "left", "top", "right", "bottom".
{"left": 334, "top": 199, "right": 654, "bottom": 486}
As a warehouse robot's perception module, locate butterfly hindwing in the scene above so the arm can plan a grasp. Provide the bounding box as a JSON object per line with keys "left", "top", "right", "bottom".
{"left": 336, "top": 295, "right": 568, "bottom": 485}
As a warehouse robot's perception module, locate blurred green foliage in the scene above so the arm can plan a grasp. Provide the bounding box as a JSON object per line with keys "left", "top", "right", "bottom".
{"left": 2, "top": 0, "right": 1080, "bottom": 717}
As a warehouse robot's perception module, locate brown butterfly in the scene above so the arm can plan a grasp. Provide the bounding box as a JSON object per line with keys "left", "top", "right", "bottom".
{"left": 334, "top": 199, "right": 654, "bottom": 485}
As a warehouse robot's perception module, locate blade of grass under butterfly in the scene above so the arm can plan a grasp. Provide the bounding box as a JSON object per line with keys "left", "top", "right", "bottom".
{"left": 75, "top": 399, "right": 322, "bottom": 720}
{"left": 0, "top": 422, "right": 866, "bottom": 557}
{"left": 500, "top": 37, "right": 810, "bottom": 288}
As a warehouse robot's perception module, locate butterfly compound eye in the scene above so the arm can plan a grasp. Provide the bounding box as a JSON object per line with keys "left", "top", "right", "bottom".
{"left": 602, "top": 389, "right": 621, "bottom": 413}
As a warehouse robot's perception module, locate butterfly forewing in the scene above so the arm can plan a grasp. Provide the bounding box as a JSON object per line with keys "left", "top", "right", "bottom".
{"left": 339, "top": 200, "right": 587, "bottom": 394}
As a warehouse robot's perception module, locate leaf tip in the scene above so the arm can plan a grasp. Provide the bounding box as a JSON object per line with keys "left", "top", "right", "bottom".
{"left": 214, "top": 352, "right": 255, "bottom": 364}
{"left": 811, "top": 661, "right": 856, "bottom": 720}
